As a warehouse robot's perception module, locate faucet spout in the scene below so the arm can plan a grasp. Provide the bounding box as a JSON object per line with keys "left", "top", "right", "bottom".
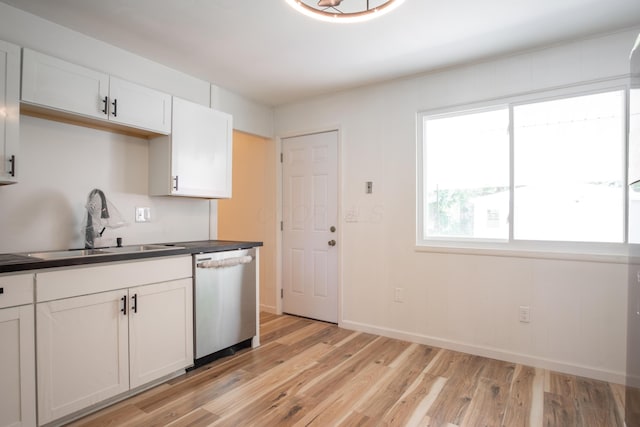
{"left": 85, "top": 189, "right": 110, "bottom": 249}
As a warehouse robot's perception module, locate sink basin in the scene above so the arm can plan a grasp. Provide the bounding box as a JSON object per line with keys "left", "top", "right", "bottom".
{"left": 101, "top": 244, "right": 182, "bottom": 253}
{"left": 26, "top": 248, "right": 111, "bottom": 259}
{"left": 24, "top": 244, "right": 182, "bottom": 260}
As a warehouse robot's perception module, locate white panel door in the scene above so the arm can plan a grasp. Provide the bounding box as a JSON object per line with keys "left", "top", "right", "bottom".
{"left": 282, "top": 131, "right": 338, "bottom": 323}
{"left": 0, "top": 305, "right": 36, "bottom": 427}
{"left": 128, "top": 279, "right": 193, "bottom": 389}
{"left": 36, "top": 291, "right": 129, "bottom": 425}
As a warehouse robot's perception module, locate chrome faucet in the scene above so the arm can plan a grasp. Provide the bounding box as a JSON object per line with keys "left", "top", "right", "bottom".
{"left": 84, "top": 189, "right": 110, "bottom": 249}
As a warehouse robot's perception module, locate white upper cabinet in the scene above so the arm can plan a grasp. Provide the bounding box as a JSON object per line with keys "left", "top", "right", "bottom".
{"left": 21, "top": 49, "right": 109, "bottom": 120}
{"left": 0, "top": 40, "right": 20, "bottom": 185}
{"left": 149, "top": 97, "right": 233, "bottom": 198}
{"left": 21, "top": 49, "right": 171, "bottom": 135}
{"left": 109, "top": 77, "right": 171, "bottom": 134}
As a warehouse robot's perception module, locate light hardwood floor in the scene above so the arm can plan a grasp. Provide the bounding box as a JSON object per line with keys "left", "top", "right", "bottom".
{"left": 69, "top": 312, "right": 626, "bottom": 426}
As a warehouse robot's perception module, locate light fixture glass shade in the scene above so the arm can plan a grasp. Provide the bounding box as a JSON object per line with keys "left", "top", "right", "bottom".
{"left": 285, "top": 0, "right": 404, "bottom": 23}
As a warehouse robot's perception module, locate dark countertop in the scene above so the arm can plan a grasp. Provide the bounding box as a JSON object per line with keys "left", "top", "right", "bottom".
{"left": 0, "top": 240, "right": 263, "bottom": 274}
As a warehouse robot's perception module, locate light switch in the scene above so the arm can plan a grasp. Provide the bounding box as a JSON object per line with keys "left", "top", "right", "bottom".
{"left": 135, "top": 207, "right": 151, "bottom": 223}
{"left": 366, "top": 181, "right": 373, "bottom": 194}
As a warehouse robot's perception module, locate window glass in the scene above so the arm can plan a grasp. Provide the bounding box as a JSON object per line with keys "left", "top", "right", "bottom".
{"left": 629, "top": 86, "right": 640, "bottom": 244}
{"left": 513, "top": 91, "right": 625, "bottom": 243}
{"left": 423, "top": 108, "right": 510, "bottom": 240}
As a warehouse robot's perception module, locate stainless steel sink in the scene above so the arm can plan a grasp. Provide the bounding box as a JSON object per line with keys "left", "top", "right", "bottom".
{"left": 25, "top": 244, "right": 182, "bottom": 260}
{"left": 101, "top": 244, "right": 182, "bottom": 253}
{"left": 26, "top": 248, "right": 111, "bottom": 259}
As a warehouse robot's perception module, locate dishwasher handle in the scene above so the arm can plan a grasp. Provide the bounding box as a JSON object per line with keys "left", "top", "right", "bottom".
{"left": 196, "top": 255, "right": 253, "bottom": 269}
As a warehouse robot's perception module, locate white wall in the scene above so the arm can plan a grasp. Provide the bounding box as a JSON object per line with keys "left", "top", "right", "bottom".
{"left": 275, "top": 28, "right": 639, "bottom": 383}
{"left": 0, "top": 3, "right": 210, "bottom": 106}
{"left": 211, "top": 85, "right": 275, "bottom": 138}
{"left": 217, "top": 132, "right": 278, "bottom": 313}
{"left": 0, "top": 116, "right": 211, "bottom": 252}
{"left": 0, "top": 3, "right": 215, "bottom": 252}
{"left": 0, "top": 2, "right": 277, "bottom": 252}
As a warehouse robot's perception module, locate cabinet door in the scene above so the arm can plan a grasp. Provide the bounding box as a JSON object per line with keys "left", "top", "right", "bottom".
{"left": 128, "top": 279, "right": 193, "bottom": 389}
{"left": 109, "top": 76, "right": 171, "bottom": 135}
{"left": 170, "top": 97, "right": 232, "bottom": 198}
{"left": 0, "top": 40, "right": 20, "bottom": 184}
{"left": 21, "top": 49, "right": 109, "bottom": 120}
{"left": 36, "top": 291, "right": 129, "bottom": 425}
{"left": 0, "top": 305, "right": 36, "bottom": 427}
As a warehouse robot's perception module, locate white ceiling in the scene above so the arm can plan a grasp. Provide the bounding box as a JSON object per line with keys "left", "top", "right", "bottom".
{"left": 2, "top": 0, "right": 640, "bottom": 106}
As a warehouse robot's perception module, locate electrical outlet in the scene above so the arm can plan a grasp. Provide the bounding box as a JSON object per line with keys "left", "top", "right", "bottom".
{"left": 519, "top": 306, "right": 531, "bottom": 323}
{"left": 394, "top": 287, "right": 404, "bottom": 303}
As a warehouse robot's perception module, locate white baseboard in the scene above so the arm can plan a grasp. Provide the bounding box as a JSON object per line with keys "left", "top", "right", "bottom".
{"left": 260, "top": 303, "right": 277, "bottom": 314}
{"left": 627, "top": 373, "right": 640, "bottom": 389}
{"left": 340, "top": 319, "right": 626, "bottom": 385}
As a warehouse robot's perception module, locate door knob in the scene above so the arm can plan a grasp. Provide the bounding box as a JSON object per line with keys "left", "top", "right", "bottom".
{"left": 330, "top": 226, "right": 336, "bottom": 233}
{"left": 328, "top": 240, "right": 336, "bottom": 247}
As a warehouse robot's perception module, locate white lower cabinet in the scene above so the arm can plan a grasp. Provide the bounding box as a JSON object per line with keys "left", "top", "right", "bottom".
{"left": 129, "top": 279, "right": 193, "bottom": 389}
{"left": 0, "top": 273, "right": 36, "bottom": 427}
{"left": 36, "top": 290, "right": 129, "bottom": 425}
{"left": 0, "top": 305, "right": 36, "bottom": 427}
{"left": 35, "top": 257, "right": 193, "bottom": 425}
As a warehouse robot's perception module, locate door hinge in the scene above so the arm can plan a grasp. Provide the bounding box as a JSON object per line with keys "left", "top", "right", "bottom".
{"left": 281, "top": 289, "right": 284, "bottom": 299}
{"left": 280, "top": 152, "right": 283, "bottom": 163}
{"left": 280, "top": 221, "right": 283, "bottom": 231}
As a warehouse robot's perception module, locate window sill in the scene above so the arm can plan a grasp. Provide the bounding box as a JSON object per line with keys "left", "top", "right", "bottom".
{"left": 415, "top": 242, "right": 629, "bottom": 264}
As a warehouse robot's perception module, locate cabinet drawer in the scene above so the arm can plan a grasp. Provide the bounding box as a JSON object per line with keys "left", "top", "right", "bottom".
{"left": 0, "top": 274, "right": 34, "bottom": 308}
{"left": 37, "top": 256, "right": 192, "bottom": 302}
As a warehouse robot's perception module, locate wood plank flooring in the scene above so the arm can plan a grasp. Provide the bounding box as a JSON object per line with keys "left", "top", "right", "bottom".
{"left": 69, "top": 312, "right": 626, "bottom": 426}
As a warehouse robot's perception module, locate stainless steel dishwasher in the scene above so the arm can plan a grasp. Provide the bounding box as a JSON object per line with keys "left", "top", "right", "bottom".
{"left": 193, "top": 247, "right": 257, "bottom": 366}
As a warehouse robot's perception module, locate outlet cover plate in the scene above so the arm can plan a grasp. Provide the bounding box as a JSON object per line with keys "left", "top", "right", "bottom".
{"left": 519, "top": 306, "right": 531, "bottom": 323}
{"left": 135, "top": 207, "right": 151, "bottom": 223}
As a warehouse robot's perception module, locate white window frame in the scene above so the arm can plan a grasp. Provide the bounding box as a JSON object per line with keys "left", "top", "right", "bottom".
{"left": 416, "top": 79, "right": 630, "bottom": 261}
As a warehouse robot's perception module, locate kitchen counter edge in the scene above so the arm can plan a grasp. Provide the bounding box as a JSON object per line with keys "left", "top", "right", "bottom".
{"left": 0, "top": 240, "right": 263, "bottom": 274}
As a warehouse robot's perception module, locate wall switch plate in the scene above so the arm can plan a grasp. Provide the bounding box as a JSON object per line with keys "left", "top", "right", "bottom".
{"left": 135, "top": 207, "right": 151, "bottom": 223}
{"left": 366, "top": 181, "right": 373, "bottom": 194}
{"left": 394, "top": 287, "right": 404, "bottom": 303}
{"left": 519, "top": 306, "right": 531, "bottom": 323}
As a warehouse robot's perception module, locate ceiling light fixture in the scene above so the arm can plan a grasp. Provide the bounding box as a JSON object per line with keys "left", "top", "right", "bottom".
{"left": 285, "top": 0, "right": 404, "bottom": 23}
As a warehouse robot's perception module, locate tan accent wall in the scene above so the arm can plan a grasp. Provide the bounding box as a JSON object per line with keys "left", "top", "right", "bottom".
{"left": 218, "top": 131, "right": 277, "bottom": 312}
